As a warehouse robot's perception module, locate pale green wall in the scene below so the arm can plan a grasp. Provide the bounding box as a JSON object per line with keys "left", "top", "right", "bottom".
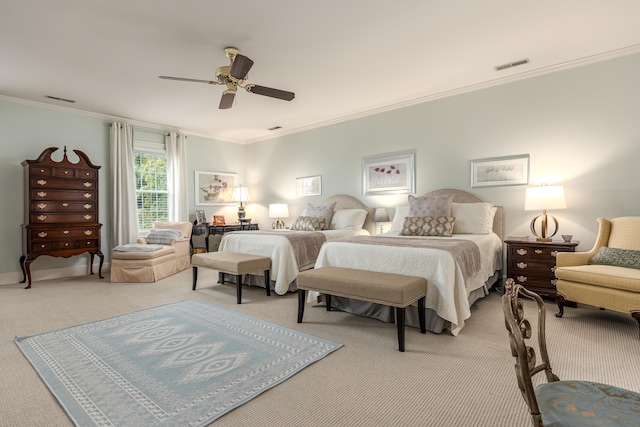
{"left": 2, "top": 51, "right": 640, "bottom": 284}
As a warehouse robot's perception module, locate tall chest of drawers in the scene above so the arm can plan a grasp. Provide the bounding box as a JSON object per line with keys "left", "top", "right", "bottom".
{"left": 20, "top": 146, "right": 104, "bottom": 288}
{"left": 504, "top": 239, "right": 578, "bottom": 298}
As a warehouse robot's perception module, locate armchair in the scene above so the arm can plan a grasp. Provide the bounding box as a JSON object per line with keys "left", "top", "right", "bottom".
{"left": 111, "top": 221, "right": 193, "bottom": 283}
{"left": 554, "top": 217, "right": 640, "bottom": 335}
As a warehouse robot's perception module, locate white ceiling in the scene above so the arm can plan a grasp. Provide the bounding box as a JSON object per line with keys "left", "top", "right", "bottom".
{"left": 2, "top": 1, "right": 640, "bottom": 144}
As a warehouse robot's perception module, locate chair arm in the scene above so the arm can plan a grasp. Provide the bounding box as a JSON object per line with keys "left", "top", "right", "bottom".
{"left": 137, "top": 237, "right": 148, "bottom": 244}
{"left": 556, "top": 251, "right": 594, "bottom": 267}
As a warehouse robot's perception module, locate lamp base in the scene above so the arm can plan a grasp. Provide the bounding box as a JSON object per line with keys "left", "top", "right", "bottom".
{"left": 237, "top": 206, "right": 246, "bottom": 219}
{"left": 530, "top": 213, "right": 559, "bottom": 242}
{"left": 272, "top": 218, "right": 285, "bottom": 229}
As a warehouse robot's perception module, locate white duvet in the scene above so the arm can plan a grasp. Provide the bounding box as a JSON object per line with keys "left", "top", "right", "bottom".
{"left": 310, "top": 232, "right": 503, "bottom": 335}
{"left": 219, "top": 229, "right": 369, "bottom": 295}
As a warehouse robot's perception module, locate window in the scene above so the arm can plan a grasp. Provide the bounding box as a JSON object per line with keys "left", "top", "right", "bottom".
{"left": 134, "top": 141, "right": 168, "bottom": 231}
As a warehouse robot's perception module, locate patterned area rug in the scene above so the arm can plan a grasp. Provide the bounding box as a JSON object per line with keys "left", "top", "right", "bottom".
{"left": 15, "top": 299, "right": 341, "bottom": 426}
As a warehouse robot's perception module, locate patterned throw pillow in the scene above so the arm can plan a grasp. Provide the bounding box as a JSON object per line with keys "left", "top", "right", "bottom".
{"left": 290, "top": 216, "right": 326, "bottom": 231}
{"left": 145, "top": 229, "right": 182, "bottom": 244}
{"left": 400, "top": 216, "right": 456, "bottom": 237}
{"left": 589, "top": 247, "right": 640, "bottom": 270}
{"left": 301, "top": 201, "right": 336, "bottom": 230}
{"left": 407, "top": 194, "right": 454, "bottom": 217}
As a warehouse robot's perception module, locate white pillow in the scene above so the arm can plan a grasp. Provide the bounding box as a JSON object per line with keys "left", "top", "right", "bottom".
{"left": 390, "top": 206, "right": 410, "bottom": 233}
{"left": 329, "top": 209, "right": 368, "bottom": 230}
{"left": 451, "top": 202, "right": 497, "bottom": 234}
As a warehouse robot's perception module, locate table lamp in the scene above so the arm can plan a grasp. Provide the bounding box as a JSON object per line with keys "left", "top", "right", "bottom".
{"left": 269, "top": 203, "right": 289, "bottom": 229}
{"left": 524, "top": 185, "right": 566, "bottom": 242}
{"left": 231, "top": 185, "right": 250, "bottom": 222}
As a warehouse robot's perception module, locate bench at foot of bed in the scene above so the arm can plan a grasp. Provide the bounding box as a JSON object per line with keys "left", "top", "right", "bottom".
{"left": 296, "top": 266, "right": 427, "bottom": 352}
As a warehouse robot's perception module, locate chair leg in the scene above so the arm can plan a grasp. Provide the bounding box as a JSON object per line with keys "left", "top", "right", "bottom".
{"left": 325, "top": 294, "right": 332, "bottom": 311}
{"left": 555, "top": 293, "right": 566, "bottom": 318}
{"left": 396, "top": 307, "right": 405, "bottom": 352}
{"left": 235, "top": 274, "right": 242, "bottom": 304}
{"left": 192, "top": 266, "right": 198, "bottom": 290}
{"left": 418, "top": 296, "right": 426, "bottom": 334}
{"left": 264, "top": 269, "right": 271, "bottom": 296}
{"left": 297, "top": 289, "right": 306, "bottom": 323}
{"left": 632, "top": 312, "right": 640, "bottom": 338}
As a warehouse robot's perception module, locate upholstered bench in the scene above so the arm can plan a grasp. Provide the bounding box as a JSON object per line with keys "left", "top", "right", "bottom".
{"left": 297, "top": 266, "right": 427, "bottom": 352}
{"left": 191, "top": 252, "right": 271, "bottom": 304}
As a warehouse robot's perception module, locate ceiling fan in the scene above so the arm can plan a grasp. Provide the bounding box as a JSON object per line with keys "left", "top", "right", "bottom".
{"left": 159, "top": 47, "right": 295, "bottom": 109}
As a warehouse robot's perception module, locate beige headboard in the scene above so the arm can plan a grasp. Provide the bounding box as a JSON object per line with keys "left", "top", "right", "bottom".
{"left": 418, "top": 189, "right": 504, "bottom": 241}
{"left": 321, "top": 194, "right": 376, "bottom": 235}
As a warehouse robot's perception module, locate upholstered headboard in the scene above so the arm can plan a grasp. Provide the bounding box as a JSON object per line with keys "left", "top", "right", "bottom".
{"left": 418, "top": 189, "right": 504, "bottom": 241}
{"left": 321, "top": 194, "right": 376, "bottom": 235}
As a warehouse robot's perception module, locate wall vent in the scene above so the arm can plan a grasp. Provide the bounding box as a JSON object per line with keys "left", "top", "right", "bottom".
{"left": 45, "top": 95, "right": 76, "bottom": 103}
{"left": 494, "top": 58, "right": 530, "bottom": 71}
{"left": 268, "top": 126, "right": 282, "bottom": 131}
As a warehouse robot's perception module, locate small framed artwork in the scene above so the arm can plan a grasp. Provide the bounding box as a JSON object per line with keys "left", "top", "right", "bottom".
{"left": 213, "top": 215, "right": 226, "bottom": 225}
{"left": 195, "top": 171, "right": 237, "bottom": 205}
{"left": 296, "top": 175, "right": 322, "bottom": 197}
{"left": 362, "top": 150, "right": 415, "bottom": 196}
{"left": 470, "top": 154, "right": 530, "bottom": 188}
{"left": 195, "top": 209, "right": 207, "bottom": 225}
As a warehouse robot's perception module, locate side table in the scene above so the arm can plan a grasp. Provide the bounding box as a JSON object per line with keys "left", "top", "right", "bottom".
{"left": 505, "top": 239, "right": 578, "bottom": 298}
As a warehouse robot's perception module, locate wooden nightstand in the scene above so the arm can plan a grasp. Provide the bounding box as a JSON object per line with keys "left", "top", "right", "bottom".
{"left": 505, "top": 239, "right": 579, "bottom": 298}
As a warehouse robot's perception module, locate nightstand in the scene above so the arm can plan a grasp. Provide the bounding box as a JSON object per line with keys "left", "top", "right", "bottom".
{"left": 505, "top": 239, "right": 579, "bottom": 298}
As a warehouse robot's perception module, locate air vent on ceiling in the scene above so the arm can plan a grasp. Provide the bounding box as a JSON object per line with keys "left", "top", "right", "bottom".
{"left": 268, "top": 126, "right": 282, "bottom": 131}
{"left": 45, "top": 95, "right": 76, "bottom": 103}
{"left": 494, "top": 58, "right": 530, "bottom": 71}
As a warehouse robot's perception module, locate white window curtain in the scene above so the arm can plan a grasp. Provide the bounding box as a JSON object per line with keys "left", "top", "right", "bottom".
{"left": 109, "top": 122, "right": 138, "bottom": 247}
{"left": 165, "top": 132, "right": 188, "bottom": 221}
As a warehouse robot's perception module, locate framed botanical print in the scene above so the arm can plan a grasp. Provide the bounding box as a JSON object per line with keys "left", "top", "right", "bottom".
{"left": 362, "top": 150, "right": 416, "bottom": 196}
{"left": 195, "top": 171, "right": 236, "bottom": 205}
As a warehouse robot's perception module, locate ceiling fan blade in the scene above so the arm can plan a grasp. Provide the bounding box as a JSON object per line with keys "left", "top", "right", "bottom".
{"left": 247, "top": 85, "right": 295, "bottom": 101}
{"left": 229, "top": 54, "right": 254, "bottom": 80}
{"left": 158, "top": 76, "right": 217, "bottom": 84}
{"left": 219, "top": 90, "right": 236, "bottom": 109}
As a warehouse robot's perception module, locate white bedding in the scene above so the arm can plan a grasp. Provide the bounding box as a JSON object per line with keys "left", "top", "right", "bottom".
{"left": 309, "top": 232, "right": 502, "bottom": 335}
{"left": 219, "top": 229, "right": 370, "bottom": 295}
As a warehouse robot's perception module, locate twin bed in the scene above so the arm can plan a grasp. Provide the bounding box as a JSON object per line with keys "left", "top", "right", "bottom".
{"left": 218, "top": 189, "right": 503, "bottom": 336}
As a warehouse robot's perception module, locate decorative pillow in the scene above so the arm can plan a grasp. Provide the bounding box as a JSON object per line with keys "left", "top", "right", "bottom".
{"left": 389, "top": 206, "right": 410, "bottom": 233}
{"left": 589, "top": 247, "right": 640, "bottom": 270}
{"left": 145, "top": 228, "right": 182, "bottom": 245}
{"left": 451, "top": 202, "right": 497, "bottom": 234}
{"left": 290, "top": 216, "right": 326, "bottom": 231}
{"left": 400, "top": 216, "right": 456, "bottom": 237}
{"left": 301, "top": 201, "right": 336, "bottom": 230}
{"left": 329, "top": 209, "right": 368, "bottom": 230}
{"left": 408, "top": 194, "right": 454, "bottom": 217}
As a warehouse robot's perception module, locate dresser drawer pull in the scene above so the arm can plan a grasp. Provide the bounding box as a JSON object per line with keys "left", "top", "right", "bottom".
{"left": 517, "top": 275, "right": 528, "bottom": 283}
{"left": 37, "top": 191, "right": 47, "bottom": 197}
{"left": 37, "top": 203, "right": 46, "bottom": 209}
{"left": 535, "top": 249, "right": 543, "bottom": 254}
{"left": 37, "top": 215, "right": 47, "bottom": 221}
{"left": 63, "top": 230, "right": 70, "bottom": 234}
{"left": 85, "top": 172, "right": 91, "bottom": 176}
{"left": 40, "top": 169, "right": 45, "bottom": 173}
{"left": 62, "top": 202, "right": 69, "bottom": 207}
{"left": 64, "top": 170, "right": 69, "bottom": 175}
{"left": 84, "top": 230, "right": 93, "bottom": 236}
{"left": 84, "top": 204, "right": 92, "bottom": 209}
{"left": 41, "top": 244, "right": 46, "bottom": 248}
{"left": 87, "top": 241, "right": 92, "bottom": 245}
{"left": 551, "top": 250, "right": 558, "bottom": 257}
{"left": 551, "top": 279, "right": 557, "bottom": 285}
{"left": 84, "top": 215, "right": 93, "bottom": 220}
{"left": 84, "top": 193, "right": 92, "bottom": 199}
{"left": 37, "top": 179, "right": 47, "bottom": 186}
{"left": 83, "top": 182, "right": 93, "bottom": 187}
{"left": 516, "top": 248, "right": 528, "bottom": 256}
{"left": 551, "top": 266, "right": 556, "bottom": 273}
{"left": 38, "top": 232, "right": 47, "bottom": 238}
{"left": 64, "top": 242, "right": 70, "bottom": 247}
{"left": 517, "top": 262, "right": 527, "bottom": 269}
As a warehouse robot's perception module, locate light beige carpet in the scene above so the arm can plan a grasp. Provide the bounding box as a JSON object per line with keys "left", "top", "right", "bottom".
{"left": 1, "top": 268, "right": 639, "bottom": 427}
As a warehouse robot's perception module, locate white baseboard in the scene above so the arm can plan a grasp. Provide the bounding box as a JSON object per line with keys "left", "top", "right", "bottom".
{"left": 0, "top": 262, "right": 111, "bottom": 286}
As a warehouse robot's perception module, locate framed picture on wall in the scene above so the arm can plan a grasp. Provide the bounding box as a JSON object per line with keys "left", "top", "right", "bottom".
{"left": 470, "top": 154, "right": 530, "bottom": 188}
{"left": 296, "top": 175, "right": 322, "bottom": 197}
{"left": 195, "top": 171, "right": 236, "bottom": 205}
{"left": 362, "top": 150, "right": 416, "bottom": 195}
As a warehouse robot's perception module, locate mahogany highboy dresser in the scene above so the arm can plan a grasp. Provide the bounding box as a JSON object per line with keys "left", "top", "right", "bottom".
{"left": 20, "top": 147, "right": 104, "bottom": 288}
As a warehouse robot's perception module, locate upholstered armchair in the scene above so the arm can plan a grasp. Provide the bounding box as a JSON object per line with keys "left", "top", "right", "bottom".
{"left": 111, "top": 221, "right": 193, "bottom": 283}
{"left": 554, "top": 217, "right": 640, "bottom": 334}
{"left": 137, "top": 221, "right": 193, "bottom": 272}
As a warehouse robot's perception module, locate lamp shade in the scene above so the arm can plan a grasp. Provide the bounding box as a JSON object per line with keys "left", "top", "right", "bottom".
{"left": 374, "top": 208, "right": 390, "bottom": 223}
{"left": 269, "top": 203, "right": 289, "bottom": 218}
{"left": 524, "top": 186, "right": 566, "bottom": 211}
{"left": 231, "top": 186, "right": 251, "bottom": 203}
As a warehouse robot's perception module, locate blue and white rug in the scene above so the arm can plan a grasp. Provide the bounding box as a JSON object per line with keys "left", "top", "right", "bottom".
{"left": 16, "top": 299, "right": 341, "bottom": 426}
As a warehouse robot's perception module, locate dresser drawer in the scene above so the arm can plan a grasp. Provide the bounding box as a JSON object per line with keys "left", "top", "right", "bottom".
{"left": 30, "top": 189, "right": 97, "bottom": 201}
{"left": 31, "top": 201, "right": 96, "bottom": 212}
{"left": 508, "top": 259, "right": 556, "bottom": 277}
{"left": 30, "top": 176, "right": 97, "bottom": 190}
{"left": 30, "top": 227, "right": 101, "bottom": 240}
{"left": 508, "top": 245, "right": 561, "bottom": 260}
{"left": 31, "top": 212, "right": 97, "bottom": 223}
